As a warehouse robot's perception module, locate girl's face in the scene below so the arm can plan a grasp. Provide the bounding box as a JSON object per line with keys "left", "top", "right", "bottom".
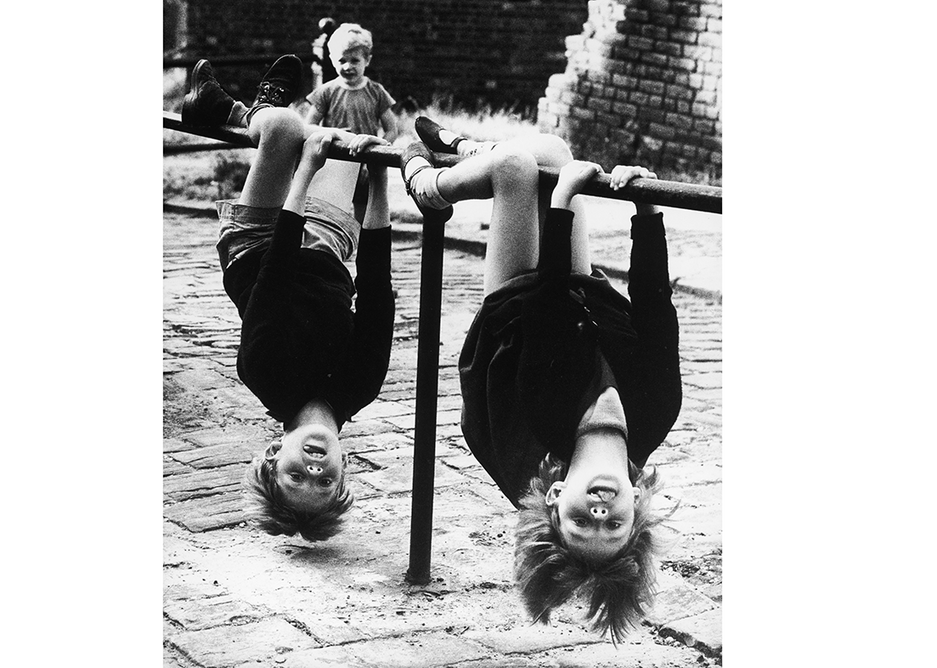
{"left": 547, "top": 472, "right": 639, "bottom": 562}
{"left": 331, "top": 48, "right": 370, "bottom": 86}
{"left": 545, "top": 425, "right": 639, "bottom": 562}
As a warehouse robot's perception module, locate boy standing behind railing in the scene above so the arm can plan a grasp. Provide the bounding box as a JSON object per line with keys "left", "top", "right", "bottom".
{"left": 305, "top": 23, "right": 398, "bottom": 222}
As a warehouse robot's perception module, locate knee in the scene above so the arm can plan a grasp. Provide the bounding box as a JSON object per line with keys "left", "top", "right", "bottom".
{"left": 534, "top": 134, "right": 574, "bottom": 168}
{"left": 491, "top": 145, "right": 539, "bottom": 184}
{"left": 253, "top": 108, "right": 304, "bottom": 146}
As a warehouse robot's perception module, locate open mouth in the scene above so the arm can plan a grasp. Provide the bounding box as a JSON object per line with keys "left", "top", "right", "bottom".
{"left": 588, "top": 486, "right": 617, "bottom": 503}
{"left": 303, "top": 444, "right": 328, "bottom": 456}
{"left": 587, "top": 475, "right": 620, "bottom": 495}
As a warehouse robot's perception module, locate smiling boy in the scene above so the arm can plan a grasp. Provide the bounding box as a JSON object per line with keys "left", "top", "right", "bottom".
{"left": 304, "top": 23, "right": 397, "bottom": 224}
{"left": 304, "top": 23, "right": 397, "bottom": 141}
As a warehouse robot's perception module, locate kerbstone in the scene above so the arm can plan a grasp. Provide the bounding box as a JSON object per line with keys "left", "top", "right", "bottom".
{"left": 661, "top": 608, "right": 722, "bottom": 657}
{"left": 164, "top": 594, "right": 263, "bottom": 631}
{"left": 168, "top": 618, "right": 317, "bottom": 668}
{"left": 464, "top": 623, "right": 599, "bottom": 654}
{"left": 287, "top": 632, "right": 491, "bottom": 668}
{"left": 649, "top": 573, "right": 717, "bottom": 626}
{"left": 163, "top": 465, "right": 246, "bottom": 500}
{"left": 164, "top": 492, "right": 249, "bottom": 532}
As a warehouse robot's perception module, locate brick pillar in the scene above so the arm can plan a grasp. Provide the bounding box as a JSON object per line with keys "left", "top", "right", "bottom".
{"left": 538, "top": 0, "right": 721, "bottom": 183}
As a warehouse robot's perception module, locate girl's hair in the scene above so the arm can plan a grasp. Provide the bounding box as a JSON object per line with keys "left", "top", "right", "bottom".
{"left": 514, "top": 454, "right": 668, "bottom": 644}
{"left": 244, "top": 454, "right": 353, "bottom": 542}
{"left": 327, "top": 23, "right": 373, "bottom": 56}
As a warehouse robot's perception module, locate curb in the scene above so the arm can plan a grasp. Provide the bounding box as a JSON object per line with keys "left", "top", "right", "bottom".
{"left": 164, "top": 200, "right": 721, "bottom": 302}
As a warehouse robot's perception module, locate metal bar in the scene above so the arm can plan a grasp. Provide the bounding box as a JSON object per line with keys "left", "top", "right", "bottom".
{"left": 163, "top": 111, "right": 722, "bottom": 213}
{"left": 163, "top": 141, "right": 242, "bottom": 155}
{"left": 163, "top": 53, "right": 320, "bottom": 69}
{"left": 406, "top": 216, "right": 446, "bottom": 585}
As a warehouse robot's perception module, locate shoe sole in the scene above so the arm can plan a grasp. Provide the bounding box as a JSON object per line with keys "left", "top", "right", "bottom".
{"left": 188, "top": 60, "right": 209, "bottom": 97}
{"left": 182, "top": 60, "right": 211, "bottom": 125}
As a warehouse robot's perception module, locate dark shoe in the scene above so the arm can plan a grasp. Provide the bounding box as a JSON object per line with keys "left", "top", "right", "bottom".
{"left": 415, "top": 116, "right": 464, "bottom": 154}
{"left": 181, "top": 59, "right": 236, "bottom": 126}
{"left": 252, "top": 54, "right": 303, "bottom": 110}
{"left": 401, "top": 141, "right": 453, "bottom": 223}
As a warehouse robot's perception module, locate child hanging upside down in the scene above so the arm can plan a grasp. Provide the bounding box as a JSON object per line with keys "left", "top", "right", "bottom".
{"left": 181, "top": 55, "right": 395, "bottom": 542}
{"left": 401, "top": 118, "right": 683, "bottom": 643}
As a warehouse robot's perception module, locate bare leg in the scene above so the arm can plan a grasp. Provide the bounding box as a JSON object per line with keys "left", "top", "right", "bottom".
{"left": 238, "top": 108, "right": 305, "bottom": 208}
{"left": 305, "top": 159, "right": 360, "bottom": 215}
{"left": 361, "top": 165, "right": 390, "bottom": 231}
{"left": 436, "top": 133, "right": 594, "bottom": 290}
{"left": 435, "top": 144, "right": 540, "bottom": 294}
{"left": 495, "top": 134, "right": 592, "bottom": 275}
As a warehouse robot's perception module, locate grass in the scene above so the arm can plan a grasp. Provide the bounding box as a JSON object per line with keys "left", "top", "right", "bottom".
{"left": 163, "top": 72, "right": 719, "bottom": 203}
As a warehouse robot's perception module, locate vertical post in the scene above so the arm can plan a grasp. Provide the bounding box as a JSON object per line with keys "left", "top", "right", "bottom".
{"left": 406, "top": 217, "right": 446, "bottom": 585}
{"left": 318, "top": 17, "right": 338, "bottom": 84}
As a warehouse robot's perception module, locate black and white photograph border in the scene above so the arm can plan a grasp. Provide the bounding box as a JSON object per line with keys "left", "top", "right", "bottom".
{"left": 4, "top": 1, "right": 936, "bottom": 667}
{"left": 161, "top": 1, "right": 723, "bottom": 664}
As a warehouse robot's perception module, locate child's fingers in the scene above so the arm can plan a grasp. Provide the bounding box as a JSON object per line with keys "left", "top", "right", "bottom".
{"left": 608, "top": 165, "right": 657, "bottom": 190}
{"left": 572, "top": 160, "right": 601, "bottom": 177}
{"left": 559, "top": 160, "right": 600, "bottom": 183}
{"left": 302, "top": 132, "right": 332, "bottom": 166}
{"left": 347, "top": 134, "right": 385, "bottom": 156}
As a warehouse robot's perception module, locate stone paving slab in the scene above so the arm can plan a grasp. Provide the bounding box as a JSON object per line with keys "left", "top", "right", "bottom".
{"left": 163, "top": 199, "right": 722, "bottom": 667}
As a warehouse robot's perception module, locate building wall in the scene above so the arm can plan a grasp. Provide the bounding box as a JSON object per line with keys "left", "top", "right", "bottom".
{"left": 165, "top": 0, "right": 588, "bottom": 112}
{"left": 538, "top": 0, "right": 721, "bottom": 181}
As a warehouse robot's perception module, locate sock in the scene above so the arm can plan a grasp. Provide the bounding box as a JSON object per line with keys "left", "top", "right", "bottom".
{"left": 244, "top": 102, "right": 273, "bottom": 128}
{"left": 403, "top": 156, "right": 431, "bottom": 183}
{"left": 227, "top": 101, "right": 249, "bottom": 127}
{"left": 407, "top": 166, "right": 452, "bottom": 211}
{"left": 456, "top": 140, "right": 498, "bottom": 158}
{"left": 437, "top": 128, "right": 464, "bottom": 150}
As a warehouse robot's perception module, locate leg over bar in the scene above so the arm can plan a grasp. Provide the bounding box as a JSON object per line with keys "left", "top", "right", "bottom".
{"left": 164, "top": 111, "right": 722, "bottom": 214}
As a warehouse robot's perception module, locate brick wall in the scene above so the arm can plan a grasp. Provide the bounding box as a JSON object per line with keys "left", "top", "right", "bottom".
{"left": 166, "top": 0, "right": 587, "bottom": 112}
{"left": 537, "top": 0, "right": 721, "bottom": 181}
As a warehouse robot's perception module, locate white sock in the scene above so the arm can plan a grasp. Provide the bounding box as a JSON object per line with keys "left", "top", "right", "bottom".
{"left": 408, "top": 167, "right": 453, "bottom": 210}
{"left": 404, "top": 156, "right": 431, "bottom": 182}
{"left": 438, "top": 129, "right": 462, "bottom": 148}
{"left": 456, "top": 140, "right": 498, "bottom": 158}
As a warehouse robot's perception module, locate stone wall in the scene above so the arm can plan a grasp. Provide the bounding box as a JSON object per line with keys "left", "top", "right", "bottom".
{"left": 165, "top": 0, "right": 587, "bottom": 111}
{"left": 537, "top": 0, "right": 721, "bottom": 181}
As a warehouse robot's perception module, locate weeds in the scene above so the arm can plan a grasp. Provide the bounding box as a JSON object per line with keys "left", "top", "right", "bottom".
{"left": 163, "top": 73, "right": 717, "bottom": 203}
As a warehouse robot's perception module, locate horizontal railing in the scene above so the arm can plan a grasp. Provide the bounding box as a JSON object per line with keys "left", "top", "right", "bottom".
{"left": 163, "top": 111, "right": 722, "bottom": 214}
{"left": 163, "top": 53, "right": 320, "bottom": 69}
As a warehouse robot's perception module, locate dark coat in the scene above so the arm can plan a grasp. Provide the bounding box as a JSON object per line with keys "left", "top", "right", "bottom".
{"left": 223, "top": 210, "right": 395, "bottom": 426}
{"left": 458, "top": 209, "right": 682, "bottom": 507}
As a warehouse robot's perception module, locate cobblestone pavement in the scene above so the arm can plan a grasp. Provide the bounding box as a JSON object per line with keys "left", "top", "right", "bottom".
{"left": 163, "top": 191, "right": 722, "bottom": 667}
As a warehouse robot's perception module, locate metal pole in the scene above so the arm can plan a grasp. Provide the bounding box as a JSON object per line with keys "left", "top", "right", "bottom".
{"left": 163, "top": 141, "right": 241, "bottom": 155}
{"left": 162, "top": 112, "right": 723, "bottom": 214}
{"left": 163, "top": 52, "right": 320, "bottom": 69}
{"left": 405, "top": 215, "right": 446, "bottom": 585}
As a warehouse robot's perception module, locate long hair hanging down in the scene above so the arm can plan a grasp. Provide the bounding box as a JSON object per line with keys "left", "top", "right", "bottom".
{"left": 514, "top": 454, "right": 669, "bottom": 644}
